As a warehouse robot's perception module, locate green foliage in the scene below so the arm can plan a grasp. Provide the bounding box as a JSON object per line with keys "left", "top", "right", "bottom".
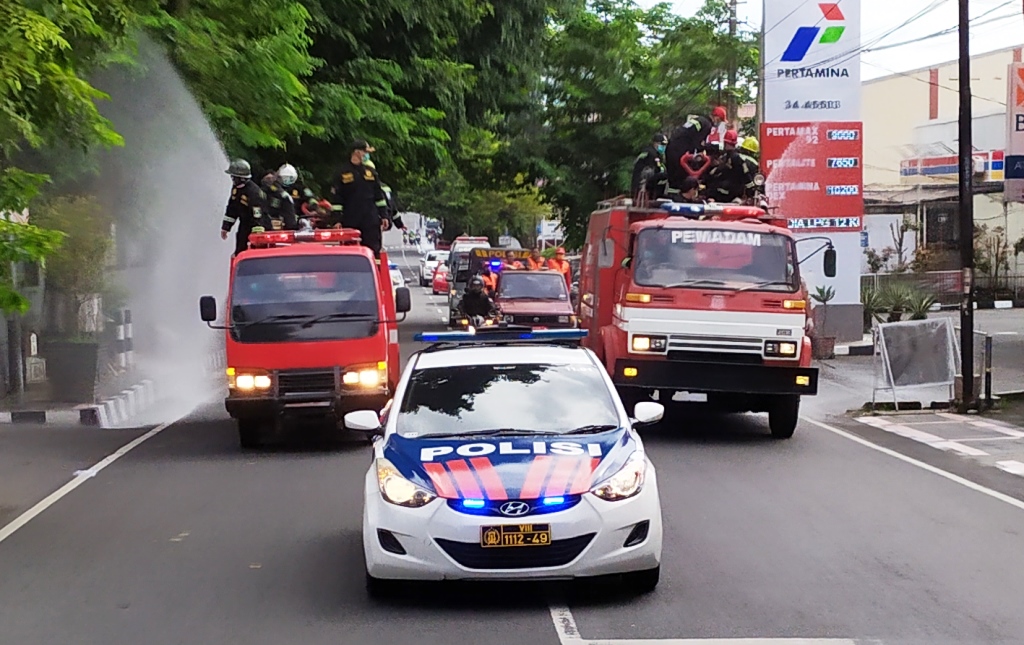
{"left": 811, "top": 285, "right": 835, "bottom": 305}
{"left": 28, "top": 195, "right": 112, "bottom": 299}
{"left": 908, "top": 292, "right": 936, "bottom": 320}
{"left": 861, "top": 286, "right": 884, "bottom": 332}
{"left": 0, "top": 218, "right": 64, "bottom": 313}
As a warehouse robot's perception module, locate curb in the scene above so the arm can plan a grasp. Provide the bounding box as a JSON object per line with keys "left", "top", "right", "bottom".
{"left": 2, "top": 350, "right": 227, "bottom": 428}
{"left": 834, "top": 343, "right": 874, "bottom": 357}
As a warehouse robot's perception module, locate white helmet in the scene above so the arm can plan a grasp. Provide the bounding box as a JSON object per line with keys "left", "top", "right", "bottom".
{"left": 277, "top": 164, "right": 298, "bottom": 186}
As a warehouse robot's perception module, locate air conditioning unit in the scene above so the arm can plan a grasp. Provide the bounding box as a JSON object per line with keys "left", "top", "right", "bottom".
{"left": 972, "top": 156, "right": 987, "bottom": 175}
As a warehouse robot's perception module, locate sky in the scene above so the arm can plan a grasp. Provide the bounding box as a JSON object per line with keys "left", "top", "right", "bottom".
{"left": 634, "top": 0, "right": 1024, "bottom": 81}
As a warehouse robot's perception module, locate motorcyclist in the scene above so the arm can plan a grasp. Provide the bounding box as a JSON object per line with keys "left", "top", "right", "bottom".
{"left": 261, "top": 172, "right": 298, "bottom": 231}
{"left": 277, "top": 164, "right": 318, "bottom": 217}
{"left": 705, "top": 130, "right": 758, "bottom": 203}
{"left": 664, "top": 116, "right": 712, "bottom": 202}
{"left": 631, "top": 133, "right": 668, "bottom": 204}
{"left": 458, "top": 276, "right": 499, "bottom": 319}
{"left": 220, "top": 159, "right": 268, "bottom": 256}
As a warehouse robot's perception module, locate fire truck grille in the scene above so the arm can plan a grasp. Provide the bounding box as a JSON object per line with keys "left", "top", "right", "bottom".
{"left": 277, "top": 369, "right": 337, "bottom": 394}
{"left": 668, "top": 334, "right": 763, "bottom": 355}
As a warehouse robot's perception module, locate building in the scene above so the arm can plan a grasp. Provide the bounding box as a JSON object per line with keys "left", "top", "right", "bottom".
{"left": 861, "top": 45, "right": 1024, "bottom": 280}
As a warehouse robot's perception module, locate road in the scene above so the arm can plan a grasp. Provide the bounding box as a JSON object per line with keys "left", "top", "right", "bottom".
{"left": 3, "top": 242, "right": 1024, "bottom": 645}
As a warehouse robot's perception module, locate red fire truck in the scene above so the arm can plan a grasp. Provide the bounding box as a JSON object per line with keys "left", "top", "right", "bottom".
{"left": 578, "top": 199, "right": 836, "bottom": 439}
{"left": 199, "top": 228, "right": 411, "bottom": 448}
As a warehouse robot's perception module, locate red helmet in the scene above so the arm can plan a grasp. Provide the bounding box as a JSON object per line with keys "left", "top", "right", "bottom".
{"left": 556, "top": 247, "right": 566, "bottom": 255}
{"left": 712, "top": 106, "right": 727, "bottom": 120}
{"left": 723, "top": 130, "right": 739, "bottom": 147}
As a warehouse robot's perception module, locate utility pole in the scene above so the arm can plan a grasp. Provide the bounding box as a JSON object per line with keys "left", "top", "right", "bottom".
{"left": 957, "top": 0, "right": 976, "bottom": 411}
{"left": 727, "top": 0, "right": 739, "bottom": 123}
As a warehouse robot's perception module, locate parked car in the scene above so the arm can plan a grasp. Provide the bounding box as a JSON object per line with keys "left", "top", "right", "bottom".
{"left": 432, "top": 264, "right": 450, "bottom": 295}
{"left": 389, "top": 262, "right": 406, "bottom": 300}
{"left": 419, "top": 250, "right": 449, "bottom": 287}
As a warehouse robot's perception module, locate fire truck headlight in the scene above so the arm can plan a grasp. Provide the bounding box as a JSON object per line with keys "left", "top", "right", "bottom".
{"left": 253, "top": 375, "right": 272, "bottom": 389}
{"left": 230, "top": 370, "right": 272, "bottom": 391}
{"left": 343, "top": 362, "right": 388, "bottom": 388}
{"left": 764, "top": 341, "right": 798, "bottom": 357}
{"left": 631, "top": 335, "right": 667, "bottom": 352}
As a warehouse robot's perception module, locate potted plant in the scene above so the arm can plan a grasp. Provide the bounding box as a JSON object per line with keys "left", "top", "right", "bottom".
{"left": 811, "top": 285, "right": 836, "bottom": 359}
{"left": 881, "top": 284, "right": 913, "bottom": 322}
{"left": 908, "top": 291, "right": 937, "bottom": 320}
{"left": 861, "top": 286, "right": 884, "bottom": 333}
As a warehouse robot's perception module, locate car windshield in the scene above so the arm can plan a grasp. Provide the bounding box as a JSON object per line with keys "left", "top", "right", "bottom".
{"left": 497, "top": 272, "right": 569, "bottom": 300}
{"left": 426, "top": 252, "right": 448, "bottom": 264}
{"left": 229, "top": 254, "right": 379, "bottom": 343}
{"left": 396, "top": 362, "right": 619, "bottom": 437}
{"left": 633, "top": 228, "right": 797, "bottom": 292}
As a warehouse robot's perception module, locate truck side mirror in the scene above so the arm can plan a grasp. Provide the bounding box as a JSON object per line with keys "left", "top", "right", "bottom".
{"left": 394, "top": 287, "right": 412, "bottom": 314}
{"left": 621, "top": 257, "right": 632, "bottom": 269}
{"left": 199, "top": 295, "right": 218, "bottom": 322}
{"left": 823, "top": 248, "right": 837, "bottom": 278}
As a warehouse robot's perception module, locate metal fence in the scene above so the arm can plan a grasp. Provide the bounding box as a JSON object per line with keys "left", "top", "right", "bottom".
{"left": 860, "top": 271, "right": 962, "bottom": 305}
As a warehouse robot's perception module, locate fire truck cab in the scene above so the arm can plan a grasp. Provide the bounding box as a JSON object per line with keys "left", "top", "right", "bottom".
{"left": 199, "top": 228, "right": 410, "bottom": 448}
{"left": 578, "top": 199, "right": 837, "bottom": 439}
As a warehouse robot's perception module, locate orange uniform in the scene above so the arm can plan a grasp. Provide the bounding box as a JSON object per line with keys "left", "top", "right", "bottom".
{"left": 548, "top": 258, "right": 571, "bottom": 287}
{"left": 526, "top": 257, "right": 546, "bottom": 270}
{"left": 481, "top": 272, "right": 497, "bottom": 294}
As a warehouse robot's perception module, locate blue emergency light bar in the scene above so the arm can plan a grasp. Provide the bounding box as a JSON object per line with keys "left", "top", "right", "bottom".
{"left": 414, "top": 328, "right": 588, "bottom": 344}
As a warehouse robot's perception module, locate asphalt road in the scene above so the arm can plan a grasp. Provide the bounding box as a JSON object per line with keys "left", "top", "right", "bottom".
{"left": 3, "top": 242, "right": 1024, "bottom": 644}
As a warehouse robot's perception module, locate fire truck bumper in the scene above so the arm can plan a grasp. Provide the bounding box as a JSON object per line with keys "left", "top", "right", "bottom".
{"left": 611, "top": 359, "right": 818, "bottom": 396}
{"left": 225, "top": 391, "right": 389, "bottom": 421}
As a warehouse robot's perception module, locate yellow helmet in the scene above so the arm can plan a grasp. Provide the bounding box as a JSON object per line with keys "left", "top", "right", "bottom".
{"left": 739, "top": 137, "right": 760, "bottom": 155}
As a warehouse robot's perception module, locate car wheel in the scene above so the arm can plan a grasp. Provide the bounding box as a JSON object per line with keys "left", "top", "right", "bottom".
{"left": 768, "top": 395, "right": 800, "bottom": 439}
{"left": 365, "top": 571, "right": 399, "bottom": 599}
{"left": 625, "top": 566, "right": 660, "bottom": 594}
{"left": 237, "top": 419, "right": 263, "bottom": 449}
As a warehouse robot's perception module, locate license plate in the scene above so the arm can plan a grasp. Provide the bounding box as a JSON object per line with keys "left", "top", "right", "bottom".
{"left": 480, "top": 524, "right": 551, "bottom": 548}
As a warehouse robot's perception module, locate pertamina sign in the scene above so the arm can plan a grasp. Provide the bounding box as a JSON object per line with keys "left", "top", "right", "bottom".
{"left": 1006, "top": 63, "right": 1024, "bottom": 203}
{"left": 764, "top": 1, "right": 861, "bottom": 123}
{"left": 760, "top": 122, "right": 864, "bottom": 233}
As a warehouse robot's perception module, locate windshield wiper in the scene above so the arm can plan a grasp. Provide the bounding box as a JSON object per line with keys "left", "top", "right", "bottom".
{"left": 424, "top": 428, "right": 559, "bottom": 439}
{"left": 300, "top": 313, "right": 376, "bottom": 328}
{"left": 734, "top": 280, "right": 793, "bottom": 294}
{"left": 563, "top": 424, "right": 620, "bottom": 435}
{"left": 661, "top": 279, "right": 728, "bottom": 289}
{"left": 232, "top": 314, "right": 311, "bottom": 327}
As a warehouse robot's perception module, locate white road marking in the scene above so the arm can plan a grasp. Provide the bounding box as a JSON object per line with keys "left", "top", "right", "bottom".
{"left": 996, "top": 460, "right": 1024, "bottom": 477}
{"left": 932, "top": 441, "right": 990, "bottom": 456}
{"left": 803, "top": 416, "right": 1024, "bottom": 512}
{"left": 0, "top": 420, "right": 176, "bottom": 545}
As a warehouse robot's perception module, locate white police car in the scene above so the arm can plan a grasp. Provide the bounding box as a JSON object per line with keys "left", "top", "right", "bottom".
{"left": 344, "top": 328, "right": 665, "bottom": 596}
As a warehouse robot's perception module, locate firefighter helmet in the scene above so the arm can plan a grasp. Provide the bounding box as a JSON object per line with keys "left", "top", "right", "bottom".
{"left": 277, "top": 164, "right": 298, "bottom": 186}
{"left": 225, "top": 159, "right": 251, "bottom": 179}
{"left": 740, "top": 137, "right": 760, "bottom": 155}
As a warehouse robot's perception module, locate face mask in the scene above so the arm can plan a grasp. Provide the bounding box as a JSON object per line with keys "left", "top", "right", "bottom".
{"left": 363, "top": 153, "right": 371, "bottom": 162}
{"left": 657, "top": 145, "right": 666, "bottom": 155}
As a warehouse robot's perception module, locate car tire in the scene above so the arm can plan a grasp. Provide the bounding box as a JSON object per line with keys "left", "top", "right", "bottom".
{"left": 237, "top": 419, "right": 263, "bottom": 449}
{"left": 625, "top": 566, "right": 660, "bottom": 594}
{"left": 365, "top": 571, "right": 398, "bottom": 599}
{"left": 768, "top": 395, "right": 800, "bottom": 439}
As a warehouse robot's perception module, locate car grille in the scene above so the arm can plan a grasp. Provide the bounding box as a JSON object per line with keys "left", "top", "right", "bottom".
{"left": 276, "top": 369, "right": 336, "bottom": 395}
{"left": 435, "top": 533, "right": 595, "bottom": 570}
{"left": 511, "top": 314, "right": 564, "bottom": 325}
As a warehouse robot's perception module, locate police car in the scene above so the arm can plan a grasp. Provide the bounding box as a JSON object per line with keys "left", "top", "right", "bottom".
{"left": 344, "top": 327, "right": 665, "bottom": 596}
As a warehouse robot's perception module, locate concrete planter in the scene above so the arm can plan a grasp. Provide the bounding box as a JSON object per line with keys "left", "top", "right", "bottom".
{"left": 43, "top": 340, "right": 99, "bottom": 403}
{"left": 812, "top": 336, "right": 836, "bottom": 360}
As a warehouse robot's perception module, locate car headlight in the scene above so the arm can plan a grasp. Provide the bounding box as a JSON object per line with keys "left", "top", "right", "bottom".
{"left": 764, "top": 340, "right": 798, "bottom": 357}
{"left": 631, "top": 335, "right": 668, "bottom": 353}
{"left": 591, "top": 452, "right": 646, "bottom": 501}
{"left": 558, "top": 315, "right": 569, "bottom": 324}
{"left": 228, "top": 368, "right": 272, "bottom": 391}
{"left": 342, "top": 361, "right": 388, "bottom": 388}
{"left": 376, "top": 458, "right": 436, "bottom": 507}
{"left": 504, "top": 315, "right": 515, "bottom": 323}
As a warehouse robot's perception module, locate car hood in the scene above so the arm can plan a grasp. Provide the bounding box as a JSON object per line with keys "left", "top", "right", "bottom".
{"left": 496, "top": 299, "right": 574, "bottom": 315}
{"left": 382, "top": 429, "right": 636, "bottom": 500}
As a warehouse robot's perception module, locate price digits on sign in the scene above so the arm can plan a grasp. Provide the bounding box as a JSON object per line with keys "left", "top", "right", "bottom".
{"left": 783, "top": 100, "right": 842, "bottom": 110}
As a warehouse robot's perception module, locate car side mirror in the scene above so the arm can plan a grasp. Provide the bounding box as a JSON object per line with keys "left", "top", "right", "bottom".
{"left": 632, "top": 401, "right": 664, "bottom": 427}
{"left": 823, "top": 248, "right": 837, "bottom": 278}
{"left": 394, "top": 287, "right": 412, "bottom": 314}
{"left": 199, "top": 295, "right": 218, "bottom": 322}
{"left": 344, "top": 410, "right": 383, "bottom": 435}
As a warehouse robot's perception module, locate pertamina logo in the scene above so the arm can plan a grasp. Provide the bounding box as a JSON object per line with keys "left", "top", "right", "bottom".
{"left": 779, "top": 3, "right": 850, "bottom": 79}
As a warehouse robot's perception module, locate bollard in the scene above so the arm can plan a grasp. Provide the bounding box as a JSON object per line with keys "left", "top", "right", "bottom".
{"left": 114, "top": 309, "right": 126, "bottom": 368}
{"left": 984, "top": 334, "right": 993, "bottom": 410}
{"left": 124, "top": 309, "right": 134, "bottom": 369}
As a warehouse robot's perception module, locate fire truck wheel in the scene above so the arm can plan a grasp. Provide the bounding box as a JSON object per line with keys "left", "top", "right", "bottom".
{"left": 237, "top": 419, "right": 265, "bottom": 449}
{"left": 768, "top": 396, "right": 800, "bottom": 439}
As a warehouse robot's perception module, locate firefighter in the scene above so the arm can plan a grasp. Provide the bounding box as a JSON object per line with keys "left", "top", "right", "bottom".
{"left": 261, "top": 172, "right": 298, "bottom": 231}
{"left": 706, "top": 106, "right": 728, "bottom": 147}
{"left": 277, "top": 164, "right": 318, "bottom": 217}
{"left": 631, "top": 133, "right": 668, "bottom": 203}
{"left": 458, "top": 276, "right": 499, "bottom": 319}
{"left": 678, "top": 176, "right": 702, "bottom": 204}
{"left": 526, "top": 248, "right": 547, "bottom": 271}
{"left": 706, "top": 130, "right": 758, "bottom": 203}
{"left": 363, "top": 159, "right": 406, "bottom": 230}
{"left": 221, "top": 159, "right": 268, "bottom": 256}
{"left": 328, "top": 140, "right": 392, "bottom": 257}
{"left": 548, "top": 247, "right": 572, "bottom": 288}
{"left": 503, "top": 250, "right": 524, "bottom": 270}
{"left": 664, "top": 115, "right": 713, "bottom": 202}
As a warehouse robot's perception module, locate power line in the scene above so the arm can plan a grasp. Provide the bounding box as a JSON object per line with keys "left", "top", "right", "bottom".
{"left": 866, "top": 0, "right": 1017, "bottom": 52}
{"left": 862, "top": 60, "right": 1007, "bottom": 107}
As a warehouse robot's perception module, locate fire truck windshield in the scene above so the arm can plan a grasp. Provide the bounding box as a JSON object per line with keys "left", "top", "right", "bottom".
{"left": 633, "top": 228, "right": 797, "bottom": 292}
{"left": 229, "top": 254, "right": 379, "bottom": 343}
